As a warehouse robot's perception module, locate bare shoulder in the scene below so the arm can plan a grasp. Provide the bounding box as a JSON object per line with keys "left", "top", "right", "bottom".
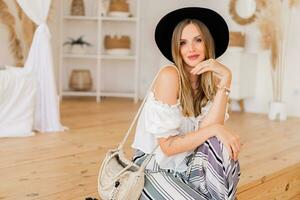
{"left": 159, "top": 65, "right": 179, "bottom": 82}
{"left": 152, "top": 66, "right": 179, "bottom": 105}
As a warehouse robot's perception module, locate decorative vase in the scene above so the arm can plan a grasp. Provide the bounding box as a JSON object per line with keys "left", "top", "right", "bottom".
{"left": 268, "top": 101, "right": 287, "bottom": 121}
{"left": 71, "top": 0, "right": 85, "bottom": 16}
{"left": 69, "top": 69, "right": 92, "bottom": 91}
{"left": 108, "top": 0, "right": 130, "bottom": 17}
{"left": 104, "top": 35, "right": 130, "bottom": 55}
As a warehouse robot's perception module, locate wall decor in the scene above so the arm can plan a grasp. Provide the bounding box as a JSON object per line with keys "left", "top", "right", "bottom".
{"left": 229, "top": 31, "right": 245, "bottom": 47}
{"left": 229, "top": 0, "right": 258, "bottom": 25}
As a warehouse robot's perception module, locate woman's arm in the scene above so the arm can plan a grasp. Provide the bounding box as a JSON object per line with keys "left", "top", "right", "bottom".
{"left": 190, "top": 59, "right": 232, "bottom": 128}
{"left": 158, "top": 125, "right": 215, "bottom": 156}
{"left": 199, "top": 74, "right": 231, "bottom": 128}
{"left": 154, "top": 66, "right": 240, "bottom": 160}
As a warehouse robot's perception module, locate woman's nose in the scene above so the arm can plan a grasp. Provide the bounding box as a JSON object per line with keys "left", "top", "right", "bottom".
{"left": 188, "top": 42, "right": 196, "bottom": 52}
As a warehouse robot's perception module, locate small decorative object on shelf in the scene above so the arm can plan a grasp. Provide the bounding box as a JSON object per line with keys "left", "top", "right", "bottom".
{"left": 63, "top": 35, "right": 92, "bottom": 54}
{"left": 100, "top": 0, "right": 111, "bottom": 16}
{"left": 229, "top": 31, "right": 245, "bottom": 47}
{"left": 69, "top": 69, "right": 93, "bottom": 91}
{"left": 71, "top": 0, "right": 85, "bottom": 16}
{"left": 104, "top": 35, "right": 130, "bottom": 55}
{"left": 108, "top": 0, "right": 130, "bottom": 17}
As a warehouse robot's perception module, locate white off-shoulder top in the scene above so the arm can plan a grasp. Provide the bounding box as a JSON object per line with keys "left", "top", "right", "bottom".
{"left": 131, "top": 90, "right": 229, "bottom": 172}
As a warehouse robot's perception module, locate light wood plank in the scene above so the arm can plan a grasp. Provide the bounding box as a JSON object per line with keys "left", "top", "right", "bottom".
{"left": 0, "top": 97, "right": 299, "bottom": 200}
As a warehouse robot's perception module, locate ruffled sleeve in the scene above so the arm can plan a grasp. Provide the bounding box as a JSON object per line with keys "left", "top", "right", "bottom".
{"left": 144, "top": 92, "right": 182, "bottom": 138}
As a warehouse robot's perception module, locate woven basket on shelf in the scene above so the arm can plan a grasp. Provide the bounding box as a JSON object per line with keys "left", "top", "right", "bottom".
{"left": 69, "top": 69, "right": 92, "bottom": 91}
{"left": 104, "top": 35, "right": 130, "bottom": 49}
{"left": 109, "top": 0, "right": 129, "bottom": 12}
{"left": 70, "top": 0, "right": 85, "bottom": 16}
{"left": 229, "top": 32, "right": 245, "bottom": 47}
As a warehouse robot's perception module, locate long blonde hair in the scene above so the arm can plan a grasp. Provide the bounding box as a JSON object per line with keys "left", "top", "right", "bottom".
{"left": 171, "top": 19, "right": 217, "bottom": 117}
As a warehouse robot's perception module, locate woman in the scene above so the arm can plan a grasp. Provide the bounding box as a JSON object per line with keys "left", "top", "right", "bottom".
{"left": 132, "top": 7, "right": 241, "bottom": 200}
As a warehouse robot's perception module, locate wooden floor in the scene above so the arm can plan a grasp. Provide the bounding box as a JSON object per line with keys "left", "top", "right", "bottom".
{"left": 0, "top": 97, "right": 300, "bottom": 200}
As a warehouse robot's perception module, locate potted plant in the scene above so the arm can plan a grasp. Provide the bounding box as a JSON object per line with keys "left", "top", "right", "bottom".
{"left": 63, "top": 35, "right": 92, "bottom": 54}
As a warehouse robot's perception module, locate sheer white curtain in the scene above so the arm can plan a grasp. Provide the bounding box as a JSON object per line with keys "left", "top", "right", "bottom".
{"left": 17, "top": 0, "right": 64, "bottom": 132}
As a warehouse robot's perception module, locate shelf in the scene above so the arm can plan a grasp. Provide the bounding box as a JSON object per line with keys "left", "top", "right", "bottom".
{"left": 63, "top": 16, "right": 98, "bottom": 21}
{"left": 63, "top": 16, "right": 137, "bottom": 22}
{"left": 100, "top": 54, "right": 136, "bottom": 60}
{"left": 62, "top": 54, "right": 136, "bottom": 60}
{"left": 62, "top": 91, "right": 97, "bottom": 96}
{"left": 101, "top": 16, "right": 137, "bottom": 22}
{"left": 100, "top": 92, "right": 135, "bottom": 98}
{"left": 60, "top": 0, "right": 140, "bottom": 103}
{"left": 63, "top": 54, "right": 98, "bottom": 59}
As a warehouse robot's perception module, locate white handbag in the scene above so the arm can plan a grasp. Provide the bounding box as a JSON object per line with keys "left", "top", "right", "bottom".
{"left": 98, "top": 69, "right": 163, "bottom": 200}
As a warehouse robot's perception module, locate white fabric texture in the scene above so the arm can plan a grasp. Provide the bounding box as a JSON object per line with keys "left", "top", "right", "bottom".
{"left": 132, "top": 91, "right": 230, "bottom": 172}
{"left": 0, "top": 66, "right": 36, "bottom": 137}
{"left": 17, "top": 0, "right": 64, "bottom": 132}
{"left": 0, "top": 0, "right": 64, "bottom": 136}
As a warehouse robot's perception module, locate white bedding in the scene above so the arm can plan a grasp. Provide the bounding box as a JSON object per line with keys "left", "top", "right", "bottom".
{"left": 0, "top": 66, "right": 36, "bottom": 137}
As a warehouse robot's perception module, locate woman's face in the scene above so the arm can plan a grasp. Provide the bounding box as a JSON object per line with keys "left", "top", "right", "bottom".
{"left": 180, "top": 23, "right": 206, "bottom": 67}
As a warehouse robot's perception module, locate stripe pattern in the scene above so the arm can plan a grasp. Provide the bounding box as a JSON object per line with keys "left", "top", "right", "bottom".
{"left": 132, "top": 137, "right": 240, "bottom": 200}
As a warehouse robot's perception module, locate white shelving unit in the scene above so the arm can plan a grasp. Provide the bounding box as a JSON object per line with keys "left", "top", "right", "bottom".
{"left": 59, "top": 0, "right": 140, "bottom": 103}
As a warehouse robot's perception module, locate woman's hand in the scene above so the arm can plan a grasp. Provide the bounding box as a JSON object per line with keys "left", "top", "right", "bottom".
{"left": 210, "top": 124, "right": 241, "bottom": 161}
{"left": 190, "top": 58, "right": 232, "bottom": 86}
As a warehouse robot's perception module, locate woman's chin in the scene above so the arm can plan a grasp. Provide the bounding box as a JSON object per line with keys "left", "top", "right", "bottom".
{"left": 185, "top": 60, "right": 201, "bottom": 68}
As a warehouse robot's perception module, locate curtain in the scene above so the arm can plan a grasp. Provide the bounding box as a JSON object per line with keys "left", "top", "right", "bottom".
{"left": 17, "top": 0, "right": 64, "bottom": 132}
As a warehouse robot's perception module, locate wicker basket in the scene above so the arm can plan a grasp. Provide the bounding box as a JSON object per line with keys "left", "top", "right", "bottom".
{"left": 69, "top": 69, "right": 92, "bottom": 91}
{"left": 71, "top": 0, "right": 85, "bottom": 16}
{"left": 104, "top": 35, "right": 130, "bottom": 49}
{"left": 229, "top": 32, "right": 245, "bottom": 47}
{"left": 109, "top": 0, "right": 129, "bottom": 12}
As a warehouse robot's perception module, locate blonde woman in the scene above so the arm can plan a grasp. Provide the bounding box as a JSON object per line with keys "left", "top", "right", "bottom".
{"left": 132, "top": 7, "right": 241, "bottom": 200}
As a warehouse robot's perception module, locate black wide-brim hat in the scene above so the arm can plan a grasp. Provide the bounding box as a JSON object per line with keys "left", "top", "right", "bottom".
{"left": 155, "top": 7, "right": 229, "bottom": 62}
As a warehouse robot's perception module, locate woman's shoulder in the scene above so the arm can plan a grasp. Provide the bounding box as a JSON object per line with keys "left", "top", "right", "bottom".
{"left": 157, "top": 65, "right": 180, "bottom": 85}
{"left": 152, "top": 65, "right": 180, "bottom": 105}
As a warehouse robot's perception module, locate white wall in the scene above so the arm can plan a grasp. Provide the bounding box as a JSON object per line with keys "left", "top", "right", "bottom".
{"left": 1, "top": 0, "right": 300, "bottom": 117}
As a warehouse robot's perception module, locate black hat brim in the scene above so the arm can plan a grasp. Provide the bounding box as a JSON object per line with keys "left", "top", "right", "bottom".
{"left": 155, "top": 7, "right": 229, "bottom": 62}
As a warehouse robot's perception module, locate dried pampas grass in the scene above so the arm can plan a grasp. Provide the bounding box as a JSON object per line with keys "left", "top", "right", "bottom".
{"left": 0, "top": 0, "right": 24, "bottom": 66}
{"left": 289, "top": 0, "right": 300, "bottom": 7}
{"left": 257, "top": 1, "right": 282, "bottom": 69}
{"left": 257, "top": 0, "right": 299, "bottom": 102}
{"left": 14, "top": 0, "right": 36, "bottom": 60}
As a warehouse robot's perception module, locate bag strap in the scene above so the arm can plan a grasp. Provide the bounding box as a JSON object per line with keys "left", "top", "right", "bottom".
{"left": 117, "top": 64, "right": 180, "bottom": 151}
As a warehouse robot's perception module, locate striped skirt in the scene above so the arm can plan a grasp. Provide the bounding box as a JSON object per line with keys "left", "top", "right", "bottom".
{"left": 132, "top": 137, "right": 241, "bottom": 200}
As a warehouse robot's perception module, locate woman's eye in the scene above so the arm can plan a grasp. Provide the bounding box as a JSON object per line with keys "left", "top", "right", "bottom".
{"left": 180, "top": 41, "right": 186, "bottom": 46}
{"left": 196, "top": 38, "right": 202, "bottom": 42}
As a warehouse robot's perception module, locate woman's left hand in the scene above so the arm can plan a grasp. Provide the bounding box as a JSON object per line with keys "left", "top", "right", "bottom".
{"left": 190, "top": 58, "right": 232, "bottom": 84}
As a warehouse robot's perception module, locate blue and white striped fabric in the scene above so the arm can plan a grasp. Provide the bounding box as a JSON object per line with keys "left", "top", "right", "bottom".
{"left": 132, "top": 137, "right": 240, "bottom": 200}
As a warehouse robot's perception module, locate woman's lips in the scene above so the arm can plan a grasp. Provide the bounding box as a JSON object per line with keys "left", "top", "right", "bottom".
{"left": 187, "top": 54, "right": 199, "bottom": 60}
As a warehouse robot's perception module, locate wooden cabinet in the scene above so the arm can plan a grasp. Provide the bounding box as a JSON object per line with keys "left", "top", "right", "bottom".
{"left": 219, "top": 47, "right": 257, "bottom": 111}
